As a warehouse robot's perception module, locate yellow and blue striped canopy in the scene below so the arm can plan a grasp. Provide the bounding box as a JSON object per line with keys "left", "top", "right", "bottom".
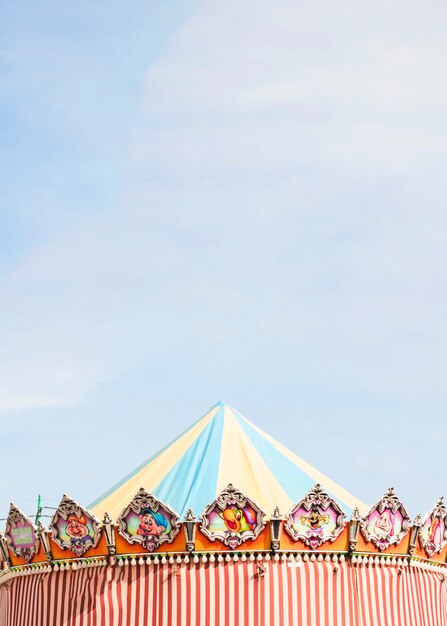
{"left": 90, "top": 401, "right": 366, "bottom": 520}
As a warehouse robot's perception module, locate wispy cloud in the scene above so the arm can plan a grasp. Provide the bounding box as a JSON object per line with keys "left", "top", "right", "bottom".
{"left": 1, "top": 0, "right": 447, "bottom": 415}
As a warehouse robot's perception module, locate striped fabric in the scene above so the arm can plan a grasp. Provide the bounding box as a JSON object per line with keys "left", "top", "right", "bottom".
{"left": 0, "top": 561, "right": 445, "bottom": 626}
{"left": 90, "top": 401, "right": 366, "bottom": 520}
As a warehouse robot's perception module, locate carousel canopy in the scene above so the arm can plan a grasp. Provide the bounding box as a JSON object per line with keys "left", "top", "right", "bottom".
{"left": 90, "top": 401, "right": 366, "bottom": 520}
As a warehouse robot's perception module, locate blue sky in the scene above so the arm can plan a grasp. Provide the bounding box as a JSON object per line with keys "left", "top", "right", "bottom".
{"left": 1, "top": 0, "right": 446, "bottom": 522}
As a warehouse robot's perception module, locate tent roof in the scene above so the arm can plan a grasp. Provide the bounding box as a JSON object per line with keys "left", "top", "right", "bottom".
{"left": 90, "top": 401, "right": 366, "bottom": 520}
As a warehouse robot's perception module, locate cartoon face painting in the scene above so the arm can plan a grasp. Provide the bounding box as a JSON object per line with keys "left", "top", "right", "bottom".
{"left": 374, "top": 510, "right": 394, "bottom": 538}
{"left": 419, "top": 503, "right": 447, "bottom": 557}
{"left": 49, "top": 495, "right": 100, "bottom": 557}
{"left": 428, "top": 517, "right": 442, "bottom": 544}
{"left": 137, "top": 509, "right": 168, "bottom": 538}
{"left": 66, "top": 514, "right": 90, "bottom": 541}
{"left": 284, "top": 485, "right": 346, "bottom": 549}
{"left": 360, "top": 488, "right": 409, "bottom": 551}
{"left": 218, "top": 505, "right": 257, "bottom": 533}
{"left": 62, "top": 512, "right": 97, "bottom": 555}
{"left": 200, "top": 484, "right": 265, "bottom": 548}
{"left": 299, "top": 506, "right": 330, "bottom": 533}
{"left": 117, "top": 489, "right": 180, "bottom": 552}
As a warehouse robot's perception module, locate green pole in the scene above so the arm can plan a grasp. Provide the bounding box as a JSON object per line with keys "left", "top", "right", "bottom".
{"left": 35, "top": 494, "right": 42, "bottom": 525}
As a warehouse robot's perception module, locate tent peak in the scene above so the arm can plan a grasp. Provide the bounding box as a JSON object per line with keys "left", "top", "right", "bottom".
{"left": 214, "top": 399, "right": 232, "bottom": 408}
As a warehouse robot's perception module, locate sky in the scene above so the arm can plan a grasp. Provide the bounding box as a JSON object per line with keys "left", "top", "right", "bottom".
{"left": 1, "top": 0, "right": 446, "bottom": 522}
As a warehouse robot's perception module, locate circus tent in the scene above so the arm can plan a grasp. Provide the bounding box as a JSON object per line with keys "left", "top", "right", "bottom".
{"left": 90, "top": 401, "right": 366, "bottom": 520}
{"left": 1, "top": 401, "right": 447, "bottom": 626}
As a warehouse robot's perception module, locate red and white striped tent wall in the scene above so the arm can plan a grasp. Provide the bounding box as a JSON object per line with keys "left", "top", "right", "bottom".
{"left": 1, "top": 559, "right": 446, "bottom": 626}
{"left": 1, "top": 403, "right": 446, "bottom": 625}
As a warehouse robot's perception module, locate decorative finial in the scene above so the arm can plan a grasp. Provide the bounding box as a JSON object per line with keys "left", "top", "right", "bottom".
{"left": 351, "top": 507, "right": 361, "bottom": 521}
{"left": 185, "top": 509, "right": 196, "bottom": 522}
{"left": 272, "top": 506, "right": 282, "bottom": 520}
{"left": 413, "top": 513, "right": 422, "bottom": 527}
{"left": 103, "top": 512, "right": 113, "bottom": 525}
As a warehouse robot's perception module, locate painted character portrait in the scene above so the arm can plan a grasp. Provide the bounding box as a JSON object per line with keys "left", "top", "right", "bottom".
{"left": 374, "top": 509, "right": 394, "bottom": 537}
{"left": 66, "top": 514, "right": 91, "bottom": 543}
{"left": 217, "top": 505, "right": 256, "bottom": 533}
{"left": 300, "top": 506, "right": 330, "bottom": 533}
{"left": 137, "top": 508, "right": 168, "bottom": 538}
{"left": 428, "top": 516, "right": 442, "bottom": 545}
